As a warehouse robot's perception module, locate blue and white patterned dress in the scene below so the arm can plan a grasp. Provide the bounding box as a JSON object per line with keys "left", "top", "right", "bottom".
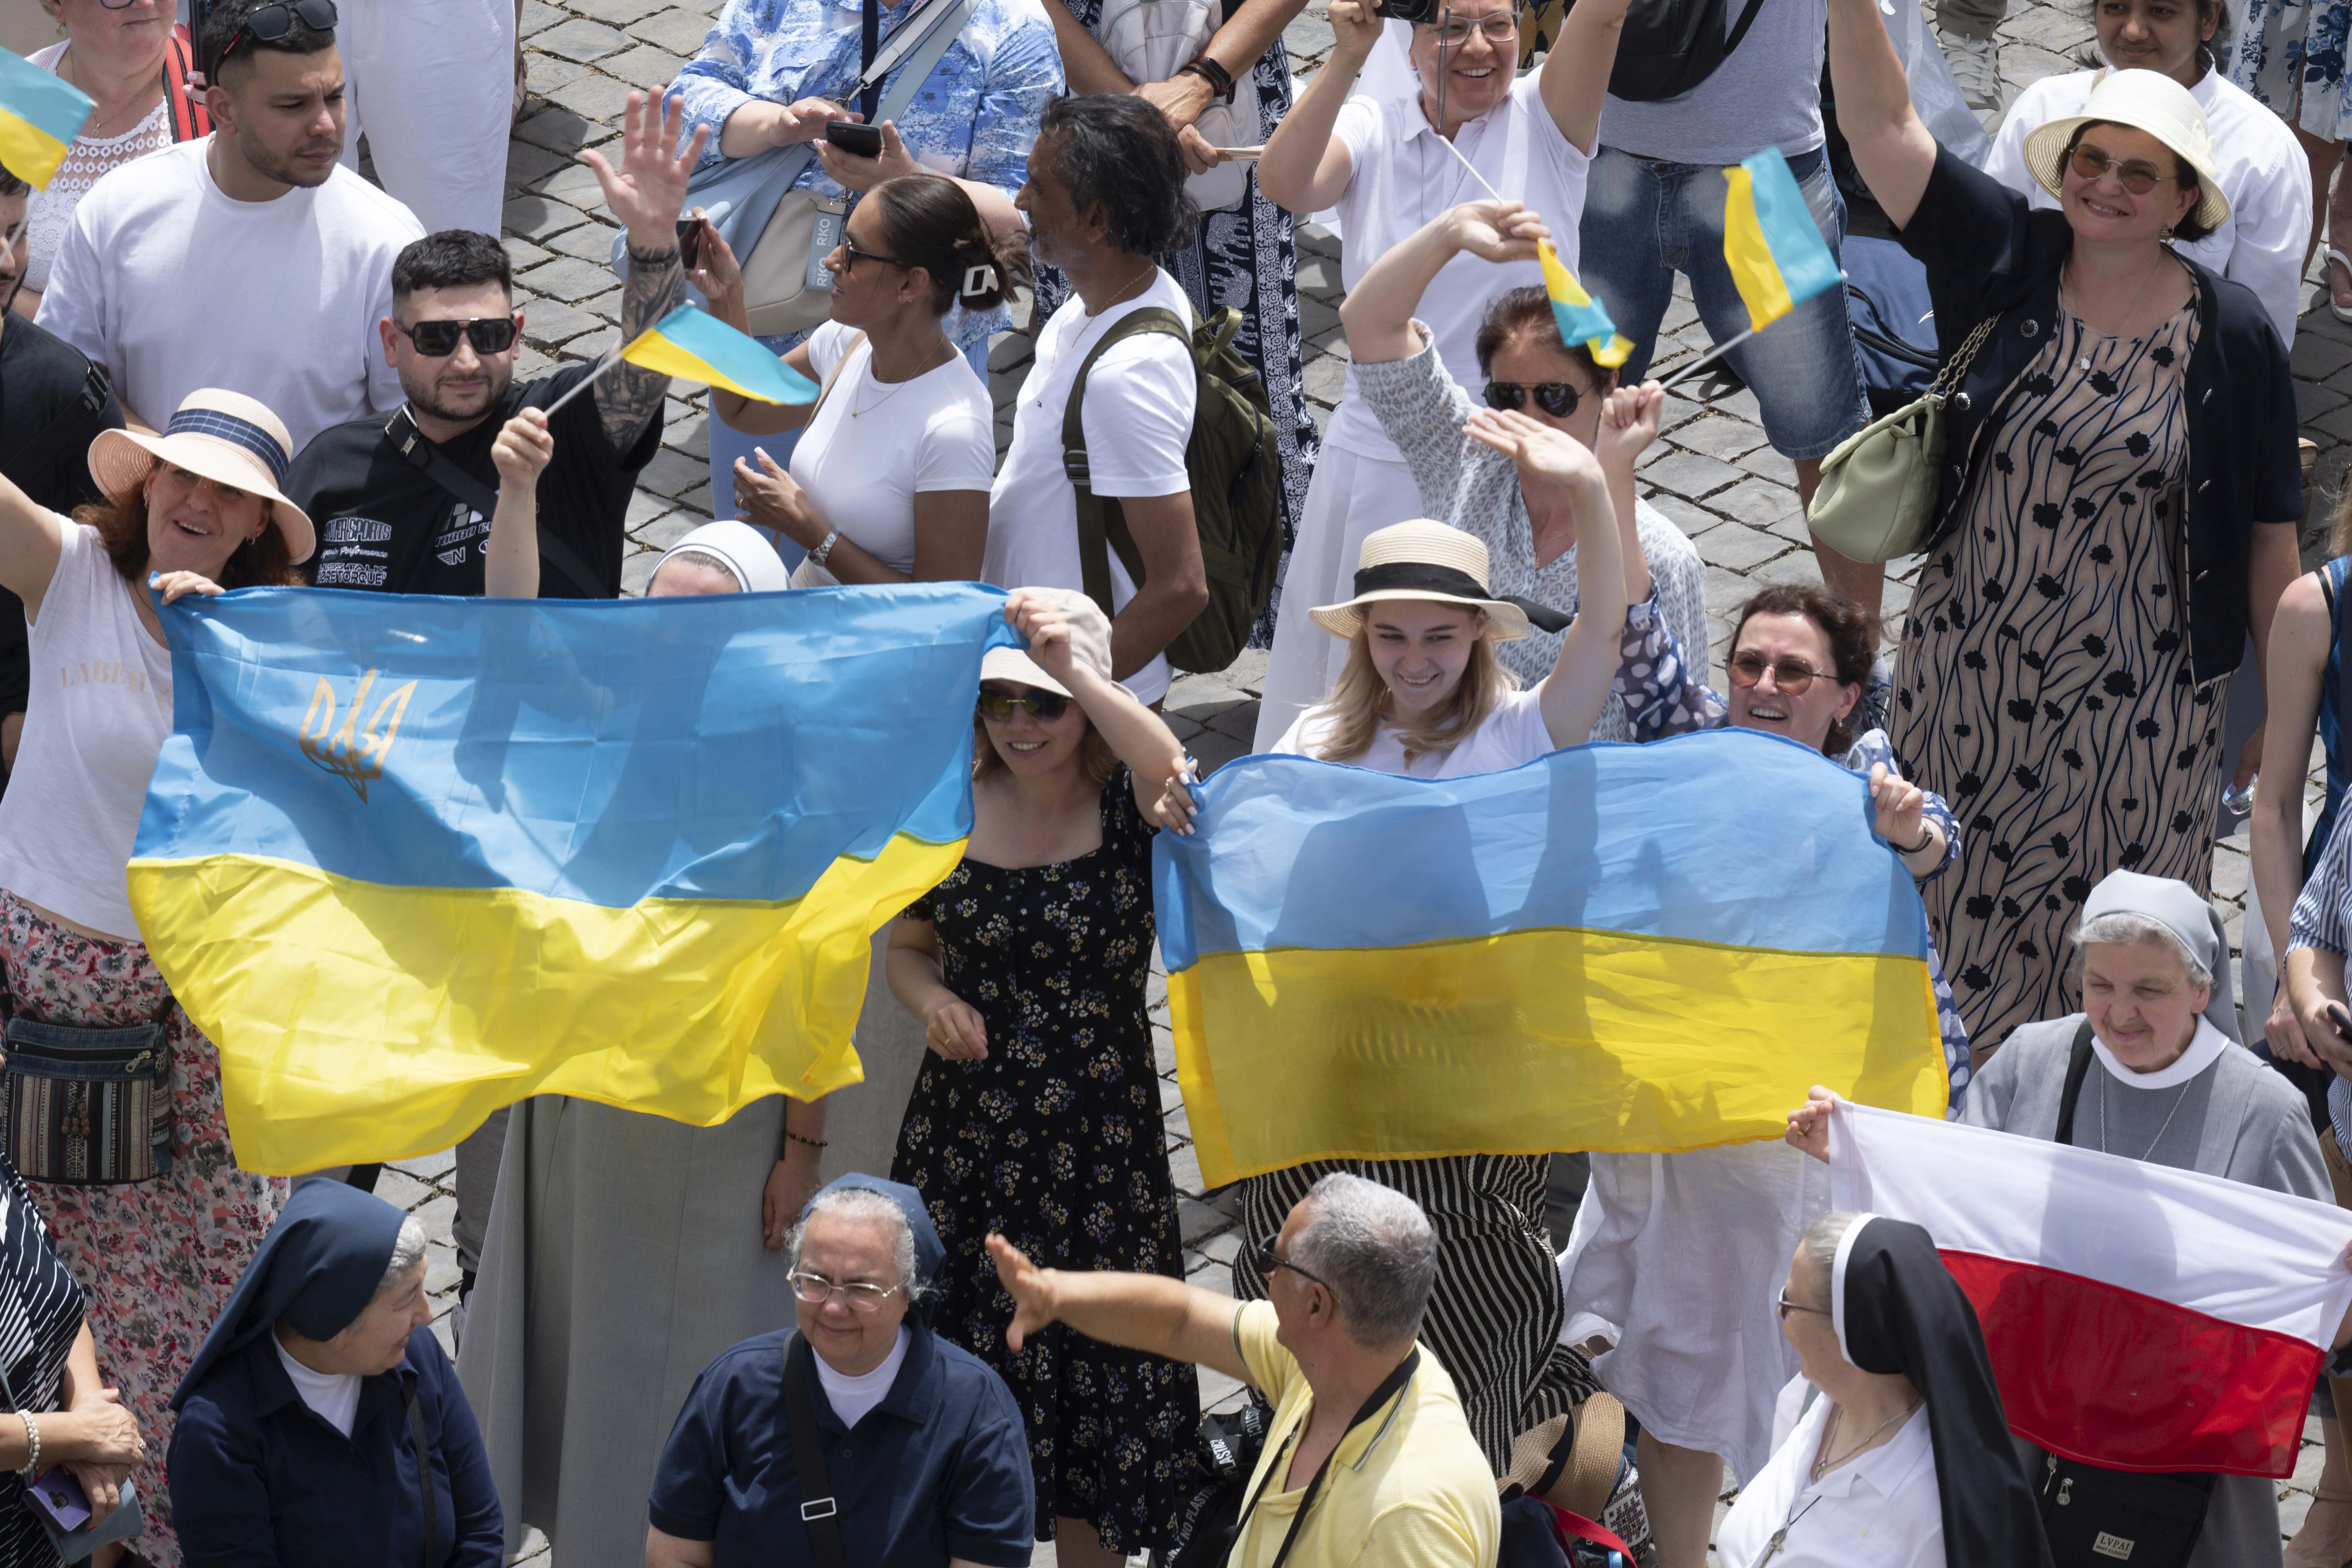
{"left": 2225, "top": 0, "right": 2352, "bottom": 141}
{"left": 1613, "top": 595, "right": 1975, "bottom": 1104}
{"left": 672, "top": 0, "right": 1064, "bottom": 361}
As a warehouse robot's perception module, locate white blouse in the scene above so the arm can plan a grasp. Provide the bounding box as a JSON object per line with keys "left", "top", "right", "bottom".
{"left": 1715, "top": 1383, "right": 1945, "bottom": 1568}
{"left": 23, "top": 42, "right": 175, "bottom": 297}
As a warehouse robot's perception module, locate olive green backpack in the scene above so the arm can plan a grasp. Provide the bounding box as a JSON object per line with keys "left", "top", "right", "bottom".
{"left": 1060, "top": 305, "right": 1285, "bottom": 675}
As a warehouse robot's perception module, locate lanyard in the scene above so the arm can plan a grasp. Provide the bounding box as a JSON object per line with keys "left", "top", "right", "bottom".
{"left": 1232, "top": 1348, "right": 1420, "bottom": 1568}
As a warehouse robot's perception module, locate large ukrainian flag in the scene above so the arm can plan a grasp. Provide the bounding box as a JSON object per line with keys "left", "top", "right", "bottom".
{"left": 127, "top": 584, "right": 1017, "bottom": 1174}
{"left": 1158, "top": 728, "right": 1947, "bottom": 1187}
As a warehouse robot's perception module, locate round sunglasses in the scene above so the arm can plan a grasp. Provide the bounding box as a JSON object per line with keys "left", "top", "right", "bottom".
{"left": 1727, "top": 651, "right": 1826, "bottom": 695}
{"left": 1482, "top": 380, "right": 1584, "bottom": 418}
{"left": 2067, "top": 142, "right": 2172, "bottom": 197}
{"left": 395, "top": 317, "right": 521, "bottom": 357}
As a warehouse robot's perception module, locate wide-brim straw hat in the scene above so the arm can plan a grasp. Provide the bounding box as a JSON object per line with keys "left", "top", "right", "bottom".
{"left": 88, "top": 390, "right": 315, "bottom": 564}
{"left": 1307, "top": 519, "right": 1530, "bottom": 642}
{"left": 2021, "top": 68, "right": 2231, "bottom": 235}
{"left": 1500, "top": 1393, "right": 1628, "bottom": 1522}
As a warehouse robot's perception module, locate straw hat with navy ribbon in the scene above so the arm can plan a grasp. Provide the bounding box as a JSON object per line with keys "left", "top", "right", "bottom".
{"left": 88, "top": 390, "right": 316, "bottom": 564}
{"left": 2020, "top": 68, "right": 2231, "bottom": 234}
{"left": 1309, "top": 520, "right": 1551, "bottom": 642}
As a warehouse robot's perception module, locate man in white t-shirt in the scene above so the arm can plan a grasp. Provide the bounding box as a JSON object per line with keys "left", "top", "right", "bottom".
{"left": 38, "top": 0, "right": 421, "bottom": 449}
{"left": 985, "top": 94, "right": 1206, "bottom": 709}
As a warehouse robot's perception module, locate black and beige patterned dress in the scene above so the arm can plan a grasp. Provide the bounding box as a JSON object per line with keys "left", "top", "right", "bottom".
{"left": 1893, "top": 301, "right": 2227, "bottom": 1053}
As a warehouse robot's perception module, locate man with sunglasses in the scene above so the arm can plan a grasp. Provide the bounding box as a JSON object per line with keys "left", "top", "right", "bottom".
{"left": 36, "top": 0, "right": 424, "bottom": 449}
{"left": 288, "top": 89, "right": 701, "bottom": 602}
{"left": 987, "top": 1172, "right": 1499, "bottom": 1567}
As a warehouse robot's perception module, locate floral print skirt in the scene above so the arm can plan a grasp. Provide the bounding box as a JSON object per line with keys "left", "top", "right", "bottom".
{"left": 0, "top": 893, "right": 286, "bottom": 1567}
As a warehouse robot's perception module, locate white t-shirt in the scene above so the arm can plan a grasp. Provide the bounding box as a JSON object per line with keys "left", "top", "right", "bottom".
{"left": 787, "top": 323, "right": 997, "bottom": 587}
{"left": 273, "top": 1334, "right": 363, "bottom": 1438}
{"left": 812, "top": 1325, "right": 912, "bottom": 1429}
{"left": 36, "top": 137, "right": 421, "bottom": 450}
{"left": 0, "top": 523, "right": 173, "bottom": 941}
{"left": 1273, "top": 685, "right": 1554, "bottom": 779}
{"left": 1984, "top": 67, "right": 2309, "bottom": 347}
{"left": 984, "top": 270, "right": 1197, "bottom": 707}
{"left": 1328, "top": 73, "right": 1591, "bottom": 460}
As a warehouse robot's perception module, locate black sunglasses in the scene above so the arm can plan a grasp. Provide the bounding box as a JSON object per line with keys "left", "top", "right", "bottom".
{"left": 1482, "top": 380, "right": 1583, "bottom": 418}
{"left": 976, "top": 687, "right": 1070, "bottom": 722}
{"left": 839, "top": 242, "right": 909, "bottom": 270}
{"left": 396, "top": 317, "right": 520, "bottom": 357}
{"left": 218, "top": 0, "right": 339, "bottom": 71}
{"left": 1253, "top": 1232, "right": 1334, "bottom": 1296}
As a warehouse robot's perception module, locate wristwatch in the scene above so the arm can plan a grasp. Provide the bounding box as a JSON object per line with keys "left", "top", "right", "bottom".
{"left": 810, "top": 530, "right": 841, "bottom": 568}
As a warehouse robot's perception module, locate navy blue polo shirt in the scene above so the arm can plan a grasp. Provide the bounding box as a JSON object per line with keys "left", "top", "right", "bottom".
{"left": 649, "top": 1326, "right": 1032, "bottom": 1566}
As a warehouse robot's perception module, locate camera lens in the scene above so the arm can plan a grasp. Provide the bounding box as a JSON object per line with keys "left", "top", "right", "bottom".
{"left": 1374, "top": 0, "right": 1442, "bottom": 22}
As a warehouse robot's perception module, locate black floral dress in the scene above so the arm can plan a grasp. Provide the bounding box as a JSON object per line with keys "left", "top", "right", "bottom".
{"left": 892, "top": 768, "right": 1197, "bottom": 1555}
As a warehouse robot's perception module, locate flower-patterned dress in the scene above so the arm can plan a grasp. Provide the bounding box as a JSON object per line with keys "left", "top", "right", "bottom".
{"left": 891, "top": 768, "right": 1196, "bottom": 1556}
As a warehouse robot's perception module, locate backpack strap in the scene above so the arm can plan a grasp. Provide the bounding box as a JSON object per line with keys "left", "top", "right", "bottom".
{"left": 2053, "top": 1018, "right": 2096, "bottom": 1145}
{"left": 1059, "top": 304, "right": 1202, "bottom": 621}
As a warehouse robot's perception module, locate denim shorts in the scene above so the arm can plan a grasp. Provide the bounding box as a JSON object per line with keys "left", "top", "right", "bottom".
{"left": 1576, "top": 143, "right": 1870, "bottom": 461}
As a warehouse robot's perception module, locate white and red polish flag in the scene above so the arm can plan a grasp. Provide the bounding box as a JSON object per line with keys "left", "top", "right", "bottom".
{"left": 1827, "top": 1100, "right": 2352, "bottom": 1477}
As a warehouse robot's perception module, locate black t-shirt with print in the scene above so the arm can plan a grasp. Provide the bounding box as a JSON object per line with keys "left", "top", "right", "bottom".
{"left": 285, "top": 359, "right": 661, "bottom": 599}
{"left": 0, "top": 316, "right": 122, "bottom": 725}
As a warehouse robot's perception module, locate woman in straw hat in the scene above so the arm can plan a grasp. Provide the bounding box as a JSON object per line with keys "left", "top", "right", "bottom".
{"left": 0, "top": 387, "right": 311, "bottom": 1562}
{"left": 885, "top": 589, "right": 1201, "bottom": 1566}
{"left": 1825, "top": 28, "right": 2303, "bottom": 1063}
{"left": 1213, "top": 416, "right": 1633, "bottom": 1477}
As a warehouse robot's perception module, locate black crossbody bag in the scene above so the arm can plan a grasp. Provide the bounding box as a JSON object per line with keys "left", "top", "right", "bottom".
{"left": 384, "top": 408, "right": 604, "bottom": 600}
{"left": 781, "top": 1333, "right": 852, "bottom": 1568}
{"left": 2033, "top": 1022, "right": 2216, "bottom": 1568}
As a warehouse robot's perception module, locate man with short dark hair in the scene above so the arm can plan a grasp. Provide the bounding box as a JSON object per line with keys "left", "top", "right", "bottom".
{"left": 36, "top": 0, "right": 421, "bottom": 444}
{"left": 286, "top": 89, "right": 699, "bottom": 600}
{"left": 0, "top": 162, "right": 123, "bottom": 794}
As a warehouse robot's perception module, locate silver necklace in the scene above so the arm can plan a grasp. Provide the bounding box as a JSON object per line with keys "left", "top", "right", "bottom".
{"left": 2098, "top": 1065, "right": 2193, "bottom": 1161}
{"left": 1808, "top": 1396, "right": 1923, "bottom": 1483}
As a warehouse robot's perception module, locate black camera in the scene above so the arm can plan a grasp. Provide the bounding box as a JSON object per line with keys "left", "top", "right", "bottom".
{"left": 1375, "top": 0, "right": 1444, "bottom": 21}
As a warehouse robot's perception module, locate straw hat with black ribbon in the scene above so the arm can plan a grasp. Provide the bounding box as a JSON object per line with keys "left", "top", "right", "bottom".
{"left": 1308, "top": 520, "right": 1570, "bottom": 643}
{"left": 2019, "top": 68, "right": 2230, "bottom": 235}
{"left": 1500, "top": 1391, "right": 1630, "bottom": 1523}
{"left": 87, "top": 389, "right": 316, "bottom": 564}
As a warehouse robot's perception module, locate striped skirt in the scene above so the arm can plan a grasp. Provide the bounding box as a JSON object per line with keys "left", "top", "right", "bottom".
{"left": 1232, "top": 1154, "right": 1600, "bottom": 1470}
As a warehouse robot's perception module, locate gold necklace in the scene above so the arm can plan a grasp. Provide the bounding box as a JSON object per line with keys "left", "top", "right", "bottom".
{"left": 849, "top": 337, "right": 955, "bottom": 418}
{"left": 57, "top": 49, "right": 160, "bottom": 141}
{"left": 1081, "top": 261, "right": 1156, "bottom": 320}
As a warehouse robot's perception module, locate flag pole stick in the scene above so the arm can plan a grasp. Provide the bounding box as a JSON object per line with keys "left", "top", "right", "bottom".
{"left": 1434, "top": 130, "right": 1506, "bottom": 203}
{"left": 1655, "top": 323, "right": 1764, "bottom": 393}
{"left": 542, "top": 347, "right": 627, "bottom": 417}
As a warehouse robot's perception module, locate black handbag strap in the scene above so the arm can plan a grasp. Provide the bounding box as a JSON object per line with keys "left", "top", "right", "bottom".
{"left": 1231, "top": 1347, "right": 1420, "bottom": 1568}
{"left": 383, "top": 407, "right": 604, "bottom": 600}
{"left": 781, "top": 1334, "right": 851, "bottom": 1568}
{"left": 2054, "top": 1018, "right": 2097, "bottom": 1145}
{"left": 859, "top": 0, "right": 882, "bottom": 120}
{"left": 406, "top": 1381, "right": 437, "bottom": 1568}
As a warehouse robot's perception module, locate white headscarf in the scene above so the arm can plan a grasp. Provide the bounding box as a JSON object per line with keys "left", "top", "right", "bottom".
{"left": 652, "top": 521, "right": 793, "bottom": 594}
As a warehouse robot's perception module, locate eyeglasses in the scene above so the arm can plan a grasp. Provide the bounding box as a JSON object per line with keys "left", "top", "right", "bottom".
{"left": 789, "top": 1269, "right": 904, "bottom": 1313}
{"left": 1777, "top": 1291, "right": 1830, "bottom": 1321}
{"left": 217, "top": 0, "right": 340, "bottom": 71}
{"left": 394, "top": 317, "right": 519, "bottom": 357}
{"left": 976, "top": 687, "right": 1071, "bottom": 722}
{"left": 838, "top": 242, "right": 909, "bottom": 271}
{"left": 1483, "top": 380, "right": 1583, "bottom": 418}
{"left": 1253, "top": 1232, "right": 1335, "bottom": 1297}
{"left": 1727, "top": 651, "right": 1825, "bottom": 694}
{"left": 1429, "top": 8, "right": 1521, "bottom": 44}
{"left": 2068, "top": 142, "right": 2173, "bottom": 196}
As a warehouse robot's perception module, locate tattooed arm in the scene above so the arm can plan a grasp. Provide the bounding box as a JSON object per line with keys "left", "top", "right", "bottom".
{"left": 583, "top": 91, "right": 709, "bottom": 452}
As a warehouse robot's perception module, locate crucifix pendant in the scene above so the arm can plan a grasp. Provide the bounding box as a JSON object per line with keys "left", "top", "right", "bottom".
{"left": 1763, "top": 1528, "right": 1789, "bottom": 1559}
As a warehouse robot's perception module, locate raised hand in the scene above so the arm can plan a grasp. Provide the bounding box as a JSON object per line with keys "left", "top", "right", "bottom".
{"left": 582, "top": 90, "right": 710, "bottom": 250}
{"left": 1151, "top": 767, "right": 1200, "bottom": 836}
{"left": 1327, "top": 0, "right": 1385, "bottom": 58}
{"left": 987, "top": 1233, "right": 1060, "bottom": 1352}
{"left": 491, "top": 409, "right": 555, "bottom": 490}
{"left": 1869, "top": 761, "right": 1927, "bottom": 851}
{"left": 1784, "top": 1086, "right": 1838, "bottom": 1162}
{"left": 684, "top": 209, "right": 745, "bottom": 323}
{"left": 1444, "top": 199, "right": 1549, "bottom": 265}
{"left": 1466, "top": 406, "right": 1608, "bottom": 493}
{"left": 1594, "top": 380, "right": 1664, "bottom": 476}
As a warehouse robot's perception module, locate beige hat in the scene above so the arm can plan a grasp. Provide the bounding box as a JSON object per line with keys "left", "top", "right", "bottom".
{"left": 2021, "top": 68, "right": 2230, "bottom": 235}
{"left": 1500, "top": 1393, "right": 1628, "bottom": 1522}
{"left": 89, "top": 390, "right": 316, "bottom": 564}
{"left": 1308, "top": 519, "right": 1530, "bottom": 642}
{"left": 981, "top": 587, "right": 1114, "bottom": 698}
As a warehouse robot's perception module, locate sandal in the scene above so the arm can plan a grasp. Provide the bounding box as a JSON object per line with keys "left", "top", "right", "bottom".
{"left": 2327, "top": 249, "right": 2352, "bottom": 323}
{"left": 512, "top": 48, "right": 529, "bottom": 126}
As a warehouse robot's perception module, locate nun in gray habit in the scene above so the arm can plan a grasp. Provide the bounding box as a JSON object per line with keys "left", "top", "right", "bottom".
{"left": 1961, "top": 867, "right": 2327, "bottom": 1568}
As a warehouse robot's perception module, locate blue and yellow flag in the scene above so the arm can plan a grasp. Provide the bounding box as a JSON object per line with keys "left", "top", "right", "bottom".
{"left": 1722, "top": 146, "right": 1843, "bottom": 335}
{"left": 127, "top": 584, "right": 1017, "bottom": 1173}
{"left": 1539, "top": 240, "right": 1633, "bottom": 369}
{"left": 0, "top": 49, "right": 92, "bottom": 189}
{"left": 1157, "top": 729, "right": 1946, "bottom": 1187}
{"left": 623, "top": 304, "right": 818, "bottom": 405}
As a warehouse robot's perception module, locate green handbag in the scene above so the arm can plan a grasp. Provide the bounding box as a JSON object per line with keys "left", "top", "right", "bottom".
{"left": 1806, "top": 315, "right": 2001, "bottom": 564}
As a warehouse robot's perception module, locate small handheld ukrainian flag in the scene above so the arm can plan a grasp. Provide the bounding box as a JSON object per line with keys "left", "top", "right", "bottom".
{"left": 0, "top": 49, "right": 92, "bottom": 190}
{"left": 623, "top": 304, "right": 818, "bottom": 405}
{"left": 1539, "top": 241, "right": 1633, "bottom": 369}
{"left": 1722, "top": 146, "right": 1843, "bottom": 334}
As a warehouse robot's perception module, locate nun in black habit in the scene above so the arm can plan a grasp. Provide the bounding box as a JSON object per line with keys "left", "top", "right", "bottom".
{"left": 166, "top": 1179, "right": 501, "bottom": 1567}
{"left": 1713, "top": 1212, "right": 2051, "bottom": 1568}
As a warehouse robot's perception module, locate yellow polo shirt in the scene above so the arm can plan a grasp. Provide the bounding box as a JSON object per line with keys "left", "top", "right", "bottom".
{"left": 1226, "top": 1300, "right": 1499, "bottom": 1568}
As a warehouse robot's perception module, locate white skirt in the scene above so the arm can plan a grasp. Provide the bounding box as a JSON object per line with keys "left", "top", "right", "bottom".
{"left": 1557, "top": 1141, "right": 1828, "bottom": 1483}
{"left": 1252, "top": 434, "right": 1424, "bottom": 752}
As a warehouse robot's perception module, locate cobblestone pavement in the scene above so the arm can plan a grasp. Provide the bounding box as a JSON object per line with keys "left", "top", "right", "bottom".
{"left": 360, "top": 0, "right": 2352, "bottom": 1559}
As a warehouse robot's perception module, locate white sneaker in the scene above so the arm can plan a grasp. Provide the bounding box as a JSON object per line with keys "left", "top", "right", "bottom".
{"left": 1940, "top": 30, "right": 2003, "bottom": 112}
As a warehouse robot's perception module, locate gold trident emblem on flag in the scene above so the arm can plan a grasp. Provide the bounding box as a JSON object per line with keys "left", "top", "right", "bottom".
{"left": 296, "top": 669, "right": 417, "bottom": 803}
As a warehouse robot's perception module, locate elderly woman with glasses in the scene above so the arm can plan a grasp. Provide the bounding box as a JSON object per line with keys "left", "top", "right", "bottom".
{"left": 1556, "top": 579, "right": 1973, "bottom": 1568}
{"left": 645, "top": 1175, "right": 1034, "bottom": 1568}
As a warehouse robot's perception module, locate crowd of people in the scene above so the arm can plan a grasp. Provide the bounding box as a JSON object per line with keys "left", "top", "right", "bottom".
{"left": 1, "top": 0, "right": 2351, "bottom": 1562}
